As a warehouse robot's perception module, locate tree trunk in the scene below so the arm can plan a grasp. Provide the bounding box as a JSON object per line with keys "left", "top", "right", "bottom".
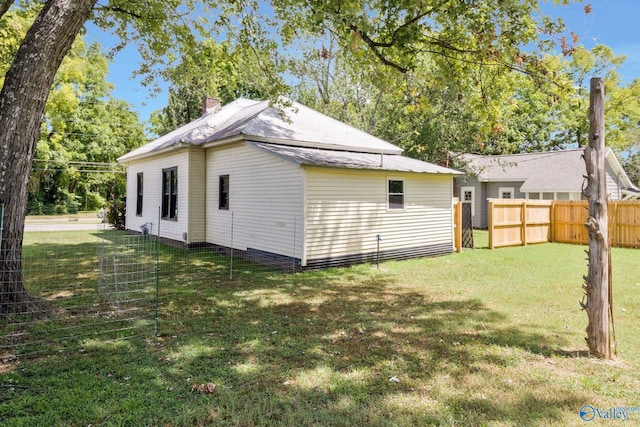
{"left": 582, "top": 77, "right": 611, "bottom": 359}
{"left": 0, "top": 0, "right": 14, "bottom": 20}
{"left": 0, "top": 0, "right": 97, "bottom": 317}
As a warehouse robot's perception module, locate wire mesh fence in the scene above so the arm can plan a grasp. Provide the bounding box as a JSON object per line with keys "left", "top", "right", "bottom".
{"left": 0, "top": 225, "right": 157, "bottom": 361}
{"left": 1, "top": 213, "right": 301, "bottom": 362}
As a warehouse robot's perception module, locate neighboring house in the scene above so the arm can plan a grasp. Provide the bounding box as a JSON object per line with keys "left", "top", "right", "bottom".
{"left": 453, "top": 149, "right": 640, "bottom": 229}
{"left": 118, "top": 98, "right": 462, "bottom": 269}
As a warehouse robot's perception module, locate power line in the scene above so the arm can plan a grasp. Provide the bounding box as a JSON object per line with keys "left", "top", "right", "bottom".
{"left": 33, "top": 159, "right": 124, "bottom": 166}
{"left": 31, "top": 168, "right": 126, "bottom": 174}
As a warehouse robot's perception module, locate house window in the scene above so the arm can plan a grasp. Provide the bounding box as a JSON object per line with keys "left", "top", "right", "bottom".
{"left": 461, "top": 186, "right": 475, "bottom": 216}
{"left": 388, "top": 179, "right": 404, "bottom": 209}
{"left": 136, "top": 172, "right": 143, "bottom": 216}
{"left": 162, "top": 167, "right": 178, "bottom": 220}
{"left": 498, "top": 187, "right": 514, "bottom": 199}
{"left": 219, "top": 175, "right": 229, "bottom": 210}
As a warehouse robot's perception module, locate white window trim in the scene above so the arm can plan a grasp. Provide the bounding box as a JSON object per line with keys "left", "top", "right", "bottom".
{"left": 461, "top": 186, "right": 475, "bottom": 216}
{"left": 387, "top": 178, "right": 405, "bottom": 210}
{"left": 498, "top": 187, "right": 515, "bottom": 199}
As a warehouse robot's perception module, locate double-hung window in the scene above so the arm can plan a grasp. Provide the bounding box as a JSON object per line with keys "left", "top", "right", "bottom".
{"left": 136, "top": 173, "right": 143, "bottom": 216}
{"left": 219, "top": 175, "right": 229, "bottom": 210}
{"left": 388, "top": 179, "right": 405, "bottom": 210}
{"left": 162, "top": 167, "right": 178, "bottom": 220}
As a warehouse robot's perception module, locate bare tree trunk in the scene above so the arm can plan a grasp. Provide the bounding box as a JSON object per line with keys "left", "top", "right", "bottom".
{"left": 581, "top": 77, "right": 611, "bottom": 359}
{"left": 0, "top": 0, "right": 97, "bottom": 317}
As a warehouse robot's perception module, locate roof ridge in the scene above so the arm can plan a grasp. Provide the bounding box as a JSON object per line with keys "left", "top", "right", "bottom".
{"left": 472, "top": 148, "right": 585, "bottom": 159}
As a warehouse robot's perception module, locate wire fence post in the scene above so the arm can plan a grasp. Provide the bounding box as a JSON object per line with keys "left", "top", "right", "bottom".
{"left": 229, "top": 211, "right": 234, "bottom": 280}
{"left": 155, "top": 206, "right": 161, "bottom": 336}
{"left": 293, "top": 215, "right": 297, "bottom": 272}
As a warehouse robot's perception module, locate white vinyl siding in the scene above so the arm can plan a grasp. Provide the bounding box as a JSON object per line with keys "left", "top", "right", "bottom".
{"left": 605, "top": 161, "right": 622, "bottom": 199}
{"left": 205, "top": 142, "right": 305, "bottom": 259}
{"left": 188, "top": 148, "right": 206, "bottom": 243}
{"left": 305, "top": 168, "right": 453, "bottom": 262}
{"left": 124, "top": 149, "right": 190, "bottom": 242}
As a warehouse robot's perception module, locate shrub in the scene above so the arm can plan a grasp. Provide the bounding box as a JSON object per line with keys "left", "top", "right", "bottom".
{"left": 107, "top": 199, "right": 126, "bottom": 230}
{"left": 85, "top": 192, "right": 107, "bottom": 211}
{"left": 27, "top": 199, "right": 44, "bottom": 215}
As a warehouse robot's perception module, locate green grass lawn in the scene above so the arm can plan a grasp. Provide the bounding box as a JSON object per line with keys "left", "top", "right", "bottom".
{"left": 1, "top": 230, "right": 639, "bottom": 426}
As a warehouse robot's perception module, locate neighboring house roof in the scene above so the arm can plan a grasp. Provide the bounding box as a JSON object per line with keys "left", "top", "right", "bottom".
{"left": 250, "top": 142, "right": 461, "bottom": 174}
{"left": 118, "top": 98, "right": 404, "bottom": 163}
{"left": 456, "top": 148, "right": 639, "bottom": 194}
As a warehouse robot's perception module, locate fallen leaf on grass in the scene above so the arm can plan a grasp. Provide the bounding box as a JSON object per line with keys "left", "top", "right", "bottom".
{"left": 191, "top": 383, "right": 217, "bottom": 394}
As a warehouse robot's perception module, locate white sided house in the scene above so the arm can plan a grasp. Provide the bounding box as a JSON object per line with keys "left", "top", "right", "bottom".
{"left": 118, "top": 98, "right": 462, "bottom": 269}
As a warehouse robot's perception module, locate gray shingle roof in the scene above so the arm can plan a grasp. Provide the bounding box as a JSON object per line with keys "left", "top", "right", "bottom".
{"left": 250, "top": 142, "right": 462, "bottom": 174}
{"left": 118, "top": 98, "right": 403, "bottom": 162}
{"left": 457, "top": 148, "right": 638, "bottom": 193}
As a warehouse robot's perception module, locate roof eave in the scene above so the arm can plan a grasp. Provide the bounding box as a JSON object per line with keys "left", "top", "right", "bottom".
{"left": 521, "top": 189, "right": 583, "bottom": 193}
{"left": 299, "top": 163, "right": 462, "bottom": 174}
{"left": 247, "top": 135, "right": 403, "bottom": 155}
{"left": 475, "top": 177, "right": 526, "bottom": 183}
{"left": 117, "top": 143, "right": 191, "bottom": 164}
{"left": 201, "top": 134, "right": 246, "bottom": 149}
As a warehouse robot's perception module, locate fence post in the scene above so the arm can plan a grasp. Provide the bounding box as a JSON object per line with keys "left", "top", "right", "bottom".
{"left": 551, "top": 201, "right": 558, "bottom": 244}
{"left": 611, "top": 201, "right": 618, "bottom": 247}
{"left": 488, "top": 200, "right": 494, "bottom": 249}
{"left": 455, "top": 199, "right": 460, "bottom": 253}
{"left": 230, "top": 211, "right": 234, "bottom": 280}
{"left": 155, "top": 206, "right": 161, "bottom": 336}
{"left": 293, "top": 215, "right": 297, "bottom": 272}
{"left": 521, "top": 200, "right": 527, "bottom": 246}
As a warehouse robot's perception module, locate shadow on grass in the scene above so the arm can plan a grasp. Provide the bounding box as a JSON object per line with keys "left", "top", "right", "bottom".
{"left": 142, "top": 263, "right": 587, "bottom": 425}
{"left": 2, "top": 234, "right": 592, "bottom": 425}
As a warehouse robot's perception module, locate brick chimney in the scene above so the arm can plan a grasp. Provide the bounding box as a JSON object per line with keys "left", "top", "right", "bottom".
{"left": 202, "top": 96, "right": 221, "bottom": 115}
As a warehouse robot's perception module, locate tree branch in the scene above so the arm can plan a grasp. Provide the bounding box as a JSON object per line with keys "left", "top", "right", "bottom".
{"left": 0, "top": 0, "right": 14, "bottom": 20}
{"left": 349, "top": 24, "right": 409, "bottom": 73}
{"left": 94, "top": 4, "right": 184, "bottom": 20}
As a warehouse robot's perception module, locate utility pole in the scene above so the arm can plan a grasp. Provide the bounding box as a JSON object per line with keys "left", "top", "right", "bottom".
{"left": 582, "top": 77, "right": 612, "bottom": 359}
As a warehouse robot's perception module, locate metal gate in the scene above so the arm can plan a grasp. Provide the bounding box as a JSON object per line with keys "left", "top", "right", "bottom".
{"left": 461, "top": 202, "right": 474, "bottom": 249}
{"left": 97, "top": 231, "right": 159, "bottom": 335}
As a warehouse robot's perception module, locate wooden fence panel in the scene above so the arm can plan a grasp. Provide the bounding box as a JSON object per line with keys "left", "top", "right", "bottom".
{"left": 453, "top": 198, "right": 462, "bottom": 253}
{"left": 488, "top": 199, "right": 552, "bottom": 248}
{"left": 610, "top": 201, "right": 640, "bottom": 248}
{"left": 488, "top": 199, "right": 640, "bottom": 249}
{"left": 552, "top": 201, "right": 589, "bottom": 244}
{"left": 525, "top": 203, "right": 552, "bottom": 244}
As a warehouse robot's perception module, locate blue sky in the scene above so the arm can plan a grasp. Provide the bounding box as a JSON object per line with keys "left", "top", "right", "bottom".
{"left": 541, "top": 0, "right": 640, "bottom": 81}
{"left": 87, "top": 0, "right": 640, "bottom": 125}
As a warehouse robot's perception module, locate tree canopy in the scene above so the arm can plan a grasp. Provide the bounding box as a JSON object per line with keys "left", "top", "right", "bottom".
{"left": 1, "top": 4, "right": 145, "bottom": 214}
